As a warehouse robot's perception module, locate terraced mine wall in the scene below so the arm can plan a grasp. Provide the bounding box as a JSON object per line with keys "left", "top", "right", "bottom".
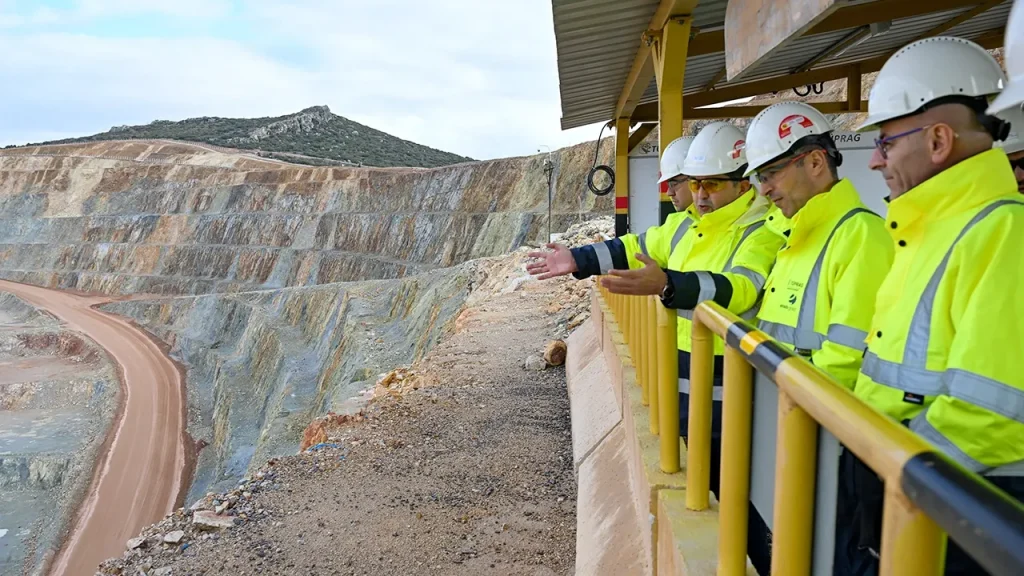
{"left": 0, "top": 141, "right": 612, "bottom": 296}
{"left": 101, "top": 262, "right": 477, "bottom": 502}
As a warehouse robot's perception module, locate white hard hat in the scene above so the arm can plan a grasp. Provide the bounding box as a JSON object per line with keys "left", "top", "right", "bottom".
{"left": 989, "top": 0, "right": 1024, "bottom": 115}
{"left": 995, "top": 104, "right": 1024, "bottom": 155}
{"left": 658, "top": 136, "right": 695, "bottom": 183}
{"left": 744, "top": 102, "right": 834, "bottom": 174}
{"left": 857, "top": 36, "right": 1006, "bottom": 132}
{"left": 681, "top": 122, "right": 747, "bottom": 177}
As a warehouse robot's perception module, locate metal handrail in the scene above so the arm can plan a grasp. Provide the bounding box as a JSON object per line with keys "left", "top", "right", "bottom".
{"left": 596, "top": 289, "right": 1024, "bottom": 576}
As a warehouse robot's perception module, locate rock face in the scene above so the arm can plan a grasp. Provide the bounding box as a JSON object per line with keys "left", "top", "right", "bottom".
{"left": 0, "top": 139, "right": 612, "bottom": 296}
{"left": 103, "top": 261, "right": 478, "bottom": 502}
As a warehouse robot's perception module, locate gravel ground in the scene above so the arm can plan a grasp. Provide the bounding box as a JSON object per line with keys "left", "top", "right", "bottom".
{"left": 98, "top": 239, "right": 604, "bottom": 575}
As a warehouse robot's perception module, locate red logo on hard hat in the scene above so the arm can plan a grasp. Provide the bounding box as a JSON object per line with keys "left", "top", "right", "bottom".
{"left": 779, "top": 115, "right": 814, "bottom": 138}
{"left": 659, "top": 171, "right": 668, "bottom": 194}
{"left": 729, "top": 140, "right": 745, "bottom": 159}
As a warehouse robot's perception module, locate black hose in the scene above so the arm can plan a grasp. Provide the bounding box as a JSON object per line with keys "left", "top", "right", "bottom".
{"left": 812, "top": 82, "right": 825, "bottom": 95}
{"left": 793, "top": 85, "right": 812, "bottom": 97}
{"left": 586, "top": 123, "right": 615, "bottom": 196}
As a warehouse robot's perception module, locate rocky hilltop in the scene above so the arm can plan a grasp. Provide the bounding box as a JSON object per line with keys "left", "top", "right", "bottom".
{"left": 22, "top": 106, "right": 474, "bottom": 168}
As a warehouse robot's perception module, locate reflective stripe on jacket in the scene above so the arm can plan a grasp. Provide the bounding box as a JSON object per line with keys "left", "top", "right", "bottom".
{"left": 756, "top": 179, "right": 893, "bottom": 389}
{"left": 853, "top": 149, "right": 1024, "bottom": 473}
{"left": 569, "top": 207, "right": 697, "bottom": 279}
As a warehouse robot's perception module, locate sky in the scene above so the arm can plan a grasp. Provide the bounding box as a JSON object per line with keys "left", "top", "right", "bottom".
{"left": 0, "top": 0, "right": 607, "bottom": 160}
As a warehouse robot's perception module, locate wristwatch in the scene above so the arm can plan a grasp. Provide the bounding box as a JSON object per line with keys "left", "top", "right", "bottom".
{"left": 659, "top": 274, "right": 674, "bottom": 303}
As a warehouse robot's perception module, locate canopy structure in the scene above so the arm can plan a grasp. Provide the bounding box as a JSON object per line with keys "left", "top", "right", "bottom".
{"left": 551, "top": 0, "right": 1012, "bottom": 232}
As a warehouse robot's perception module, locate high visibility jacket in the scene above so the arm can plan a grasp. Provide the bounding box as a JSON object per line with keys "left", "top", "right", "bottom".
{"left": 569, "top": 205, "right": 699, "bottom": 278}
{"left": 659, "top": 190, "right": 787, "bottom": 354}
{"left": 756, "top": 179, "right": 894, "bottom": 389}
{"left": 853, "top": 149, "right": 1024, "bottom": 473}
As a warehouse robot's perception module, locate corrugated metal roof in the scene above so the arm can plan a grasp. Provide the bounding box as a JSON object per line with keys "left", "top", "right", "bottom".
{"left": 553, "top": 0, "right": 1012, "bottom": 129}
{"left": 553, "top": 0, "right": 662, "bottom": 129}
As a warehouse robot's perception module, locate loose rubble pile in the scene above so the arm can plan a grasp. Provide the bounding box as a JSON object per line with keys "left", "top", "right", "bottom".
{"left": 98, "top": 466, "right": 283, "bottom": 575}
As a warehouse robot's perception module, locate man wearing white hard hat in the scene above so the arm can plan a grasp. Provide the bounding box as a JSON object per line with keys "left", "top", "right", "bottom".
{"left": 747, "top": 102, "right": 893, "bottom": 388}
{"left": 987, "top": 0, "right": 1023, "bottom": 116}
{"left": 526, "top": 135, "right": 699, "bottom": 283}
{"left": 986, "top": 0, "right": 1024, "bottom": 194}
{"left": 744, "top": 101, "right": 894, "bottom": 576}
{"left": 995, "top": 104, "right": 1024, "bottom": 192}
{"left": 835, "top": 35, "right": 1024, "bottom": 576}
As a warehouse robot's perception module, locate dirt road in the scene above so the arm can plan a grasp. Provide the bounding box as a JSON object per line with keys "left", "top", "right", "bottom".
{"left": 0, "top": 281, "right": 186, "bottom": 576}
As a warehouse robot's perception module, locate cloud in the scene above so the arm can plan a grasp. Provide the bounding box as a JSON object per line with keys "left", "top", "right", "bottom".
{"left": 0, "top": 0, "right": 603, "bottom": 159}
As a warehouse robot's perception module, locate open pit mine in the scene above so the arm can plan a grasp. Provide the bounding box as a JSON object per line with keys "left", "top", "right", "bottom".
{"left": 0, "top": 139, "right": 611, "bottom": 575}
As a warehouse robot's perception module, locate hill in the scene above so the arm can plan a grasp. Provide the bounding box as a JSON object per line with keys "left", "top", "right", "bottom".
{"left": 22, "top": 105, "right": 474, "bottom": 168}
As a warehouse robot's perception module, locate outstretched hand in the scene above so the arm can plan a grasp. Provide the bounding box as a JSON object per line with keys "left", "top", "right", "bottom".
{"left": 600, "top": 254, "right": 668, "bottom": 295}
{"left": 526, "top": 243, "right": 577, "bottom": 280}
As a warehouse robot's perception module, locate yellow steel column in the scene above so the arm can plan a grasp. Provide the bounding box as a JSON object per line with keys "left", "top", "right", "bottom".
{"left": 648, "top": 296, "right": 660, "bottom": 434}
{"left": 657, "top": 302, "right": 679, "bottom": 472}
{"left": 636, "top": 297, "right": 648, "bottom": 401}
{"left": 719, "top": 346, "right": 754, "bottom": 576}
{"left": 686, "top": 316, "right": 713, "bottom": 510}
{"left": 624, "top": 295, "right": 633, "bottom": 355}
{"left": 771, "top": 390, "right": 818, "bottom": 576}
{"left": 614, "top": 117, "right": 630, "bottom": 237}
{"left": 654, "top": 17, "right": 691, "bottom": 224}
{"left": 879, "top": 484, "right": 945, "bottom": 576}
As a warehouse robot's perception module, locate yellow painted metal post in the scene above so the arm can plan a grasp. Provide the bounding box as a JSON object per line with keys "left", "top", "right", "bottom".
{"left": 686, "top": 316, "right": 713, "bottom": 510}
{"left": 879, "top": 484, "right": 945, "bottom": 576}
{"left": 623, "top": 295, "right": 633, "bottom": 354}
{"left": 648, "top": 296, "right": 660, "bottom": 434}
{"left": 719, "top": 346, "right": 754, "bottom": 576}
{"left": 771, "top": 390, "right": 818, "bottom": 576}
{"left": 654, "top": 17, "right": 692, "bottom": 224}
{"left": 657, "top": 302, "right": 679, "bottom": 472}
{"left": 635, "top": 297, "right": 648, "bottom": 400}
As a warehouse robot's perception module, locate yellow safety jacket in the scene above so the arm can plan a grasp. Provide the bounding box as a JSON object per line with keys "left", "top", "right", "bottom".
{"left": 854, "top": 149, "right": 1024, "bottom": 473}
{"left": 756, "top": 179, "right": 894, "bottom": 389}
{"left": 659, "top": 190, "right": 787, "bottom": 354}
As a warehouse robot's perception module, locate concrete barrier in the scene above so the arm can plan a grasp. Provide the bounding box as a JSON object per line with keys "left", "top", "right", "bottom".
{"left": 566, "top": 291, "right": 755, "bottom": 576}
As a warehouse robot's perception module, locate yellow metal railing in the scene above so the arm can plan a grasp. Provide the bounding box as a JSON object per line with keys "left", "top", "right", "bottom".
{"left": 594, "top": 288, "right": 1024, "bottom": 576}
{"left": 599, "top": 284, "right": 679, "bottom": 473}
{"left": 687, "top": 302, "right": 942, "bottom": 576}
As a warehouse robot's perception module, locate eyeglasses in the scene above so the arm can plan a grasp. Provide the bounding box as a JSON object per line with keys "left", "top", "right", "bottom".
{"left": 753, "top": 151, "right": 812, "bottom": 185}
{"left": 687, "top": 178, "right": 744, "bottom": 194}
{"left": 874, "top": 125, "right": 932, "bottom": 160}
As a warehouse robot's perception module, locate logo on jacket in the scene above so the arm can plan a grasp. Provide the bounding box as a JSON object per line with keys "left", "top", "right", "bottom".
{"left": 788, "top": 293, "right": 798, "bottom": 305}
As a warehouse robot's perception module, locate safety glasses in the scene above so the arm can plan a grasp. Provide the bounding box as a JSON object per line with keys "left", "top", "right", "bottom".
{"left": 687, "top": 177, "right": 744, "bottom": 194}
{"left": 874, "top": 125, "right": 933, "bottom": 160}
{"left": 752, "top": 151, "right": 813, "bottom": 186}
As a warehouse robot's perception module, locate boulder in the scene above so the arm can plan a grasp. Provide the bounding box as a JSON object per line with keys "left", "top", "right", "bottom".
{"left": 192, "top": 511, "right": 235, "bottom": 531}
{"left": 525, "top": 355, "right": 547, "bottom": 371}
{"left": 544, "top": 340, "right": 567, "bottom": 366}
